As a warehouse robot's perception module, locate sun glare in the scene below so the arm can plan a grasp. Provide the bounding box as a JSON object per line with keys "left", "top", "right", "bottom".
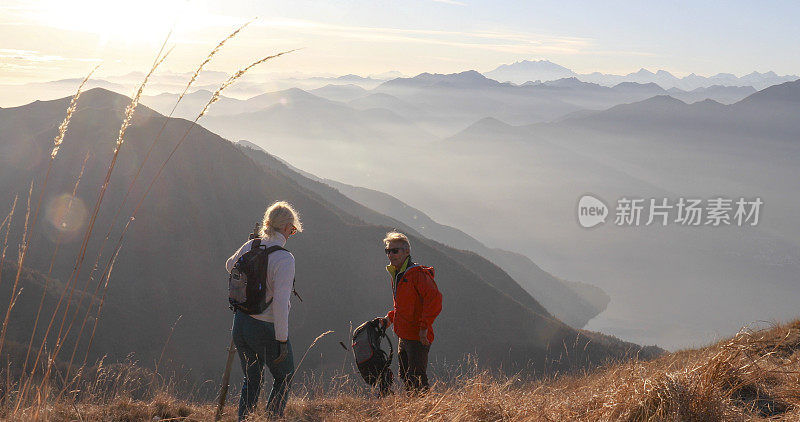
{"left": 36, "top": 0, "right": 191, "bottom": 44}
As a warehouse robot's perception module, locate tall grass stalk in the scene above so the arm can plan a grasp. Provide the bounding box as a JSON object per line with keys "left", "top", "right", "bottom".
{"left": 95, "top": 20, "right": 252, "bottom": 253}
{"left": 65, "top": 22, "right": 255, "bottom": 384}
{"left": 6, "top": 68, "right": 96, "bottom": 401}
{"left": 177, "top": 19, "right": 254, "bottom": 105}
{"left": 290, "top": 330, "right": 334, "bottom": 386}
{"left": 10, "top": 64, "right": 95, "bottom": 392}
{"left": 81, "top": 246, "right": 120, "bottom": 367}
{"left": 0, "top": 196, "right": 19, "bottom": 292}
{"left": 82, "top": 48, "right": 296, "bottom": 364}
{"left": 150, "top": 315, "right": 182, "bottom": 389}
{"left": 37, "top": 46, "right": 173, "bottom": 400}
{"left": 0, "top": 182, "right": 33, "bottom": 357}
{"left": 21, "top": 39, "right": 173, "bottom": 408}
{"left": 103, "top": 20, "right": 252, "bottom": 240}
{"left": 34, "top": 248, "right": 120, "bottom": 420}
{"left": 50, "top": 68, "right": 98, "bottom": 160}
{"left": 0, "top": 203, "right": 13, "bottom": 240}
{"left": 17, "top": 151, "right": 91, "bottom": 410}
{"left": 6, "top": 67, "right": 98, "bottom": 325}
{"left": 4, "top": 67, "right": 97, "bottom": 368}
{"left": 198, "top": 49, "right": 298, "bottom": 119}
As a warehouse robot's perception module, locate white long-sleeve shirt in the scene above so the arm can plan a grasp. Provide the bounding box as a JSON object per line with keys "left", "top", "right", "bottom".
{"left": 226, "top": 232, "right": 295, "bottom": 342}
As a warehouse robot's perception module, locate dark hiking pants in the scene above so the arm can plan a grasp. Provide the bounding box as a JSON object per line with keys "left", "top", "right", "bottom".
{"left": 232, "top": 311, "right": 294, "bottom": 420}
{"left": 398, "top": 338, "right": 430, "bottom": 392}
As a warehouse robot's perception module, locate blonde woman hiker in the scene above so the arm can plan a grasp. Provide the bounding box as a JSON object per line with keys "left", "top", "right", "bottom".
{"left": 225, "top": 201, "right": 302, "bottom": 420}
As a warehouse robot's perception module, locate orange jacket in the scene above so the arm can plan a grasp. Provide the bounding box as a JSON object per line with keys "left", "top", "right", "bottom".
{"left": 385, "top": 260, "right": 442, "bottom": 344}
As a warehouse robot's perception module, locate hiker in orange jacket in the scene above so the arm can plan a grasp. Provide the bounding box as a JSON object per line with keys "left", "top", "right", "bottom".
{"left": 378, "top": 231, "right": 442, "bottom": 392}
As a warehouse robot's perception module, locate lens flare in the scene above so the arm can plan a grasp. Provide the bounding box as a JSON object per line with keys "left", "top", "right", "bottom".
{"left": 44, "top": 193, "right": 88, "bottom": 243}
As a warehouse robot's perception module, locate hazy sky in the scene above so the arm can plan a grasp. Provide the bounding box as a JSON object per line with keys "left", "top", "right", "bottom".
{"left": 1, "top": 0, "right": 799, "bottom": 84}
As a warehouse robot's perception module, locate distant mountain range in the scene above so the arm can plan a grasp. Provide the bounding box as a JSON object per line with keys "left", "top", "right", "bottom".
{"left": 485, "top": 59, "right": 799, "bottom": 90}
{"left": 198, "top": 88, "right": 438, "bottom": 147}
{"left": 485, "top": 60, "right": 577, "bottom": 84}
{"left": 145, "top": 71, "right": 735, "bottom": 146}
{"left": 161, "top": 71, "right": 759, "bottom": 149}
{"left": 309, "top": 84, "right": 369, "bottom": 102}
{"left": 142, "top": 87, "right": 329, "bottom": 119}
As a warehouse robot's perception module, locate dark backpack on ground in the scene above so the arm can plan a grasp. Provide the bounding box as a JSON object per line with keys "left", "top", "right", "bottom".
{"left": 352, "top": 319, "right": 393, "bottom": 393}
{"left": 228, "top": 239, "right": 286, "bottom": 314}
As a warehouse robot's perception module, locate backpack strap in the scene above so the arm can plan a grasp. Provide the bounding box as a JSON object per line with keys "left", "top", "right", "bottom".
{"left": 259, "top": 245, "right": 303, "bottom": 305}
{"left": 380, "top": 325, "right": 393, "bottom": 367}
{"left": 262, "top": 245, "right": 285, "bottom": 254}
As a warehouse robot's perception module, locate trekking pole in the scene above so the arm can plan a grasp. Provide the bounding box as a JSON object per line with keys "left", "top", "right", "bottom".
{"left": 214, "top": 336, "right": 237, "bottom": 421}
{"left": 215, "top": 222, "right": 259, "bottom": 421}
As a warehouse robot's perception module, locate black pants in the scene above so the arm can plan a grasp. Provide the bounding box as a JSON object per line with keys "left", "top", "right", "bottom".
{"left": 398, "top": 338, "right": 430, "bottom": 392}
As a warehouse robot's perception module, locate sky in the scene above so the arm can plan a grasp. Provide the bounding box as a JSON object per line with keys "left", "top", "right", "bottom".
{"left": 1, "top": 0, "right": 799, "bottom": 84}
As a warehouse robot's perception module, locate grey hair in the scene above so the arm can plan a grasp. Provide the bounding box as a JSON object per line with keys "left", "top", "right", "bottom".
{"left": 383, "top": 231, "right": 410, "bottom": 249}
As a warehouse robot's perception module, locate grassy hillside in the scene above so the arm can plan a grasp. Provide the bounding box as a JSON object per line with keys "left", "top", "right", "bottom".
{"left": 6, "top": 319, "right": 798, "bottom": 421}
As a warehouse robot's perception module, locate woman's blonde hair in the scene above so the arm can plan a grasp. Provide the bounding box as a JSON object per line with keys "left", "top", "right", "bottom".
{"left": 260, "top": 201, "right": 303, "bottom": 237}
{"left": 383, "top": 231, "right": 410, "bottom": 249}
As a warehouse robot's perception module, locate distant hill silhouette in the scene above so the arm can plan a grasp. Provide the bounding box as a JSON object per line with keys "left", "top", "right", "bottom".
{"left": 667, "top": 85, "right": 757, "bottom": 104}
{"left": 445, "top": 80, "right": 800, "bottom": 152}
{"left": 347, "top": 93, "right": 424, "bottom": 121}
{"left": 485, "top": 60, "right": 576, "bottom": 84}
{"left": 543, "top": 79, "right": 800, "bottom": 143}
{"left": 735, "top": 78, "right": 800, "bottom": 106}
{"left": 309, "top": 84, "right": 369, "bottom": 102}
{"left": 372, "top": 70, "right": 581, "bottom": 135}
{"left": 0, "top": 88, "right": 656, "bottom": 386}
{"left": 198, "top": 88, "right": 437, "bottom": 146}
{"left": 484, "top": 60, "right": 799, "bottom": 90}
{"left": 142, "top": 88, "right": 327, "bottom": 120}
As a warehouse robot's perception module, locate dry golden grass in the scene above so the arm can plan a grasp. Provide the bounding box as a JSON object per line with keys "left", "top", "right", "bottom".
{"left": 0, "top": 196, "right": 18, "bottom": 288}
{"left": 4, "top": 320, "right": 800, "bottom": 421}
{"left": 0, "top": 183, "right": 32, "bottom": 359}
{"left": 51, "top": 67, "right": 97, "bottom": 159}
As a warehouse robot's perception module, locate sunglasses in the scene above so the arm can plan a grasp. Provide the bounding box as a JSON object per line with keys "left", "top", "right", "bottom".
{"left": 385, "top": 247, "right": 407, "bottom": 255}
